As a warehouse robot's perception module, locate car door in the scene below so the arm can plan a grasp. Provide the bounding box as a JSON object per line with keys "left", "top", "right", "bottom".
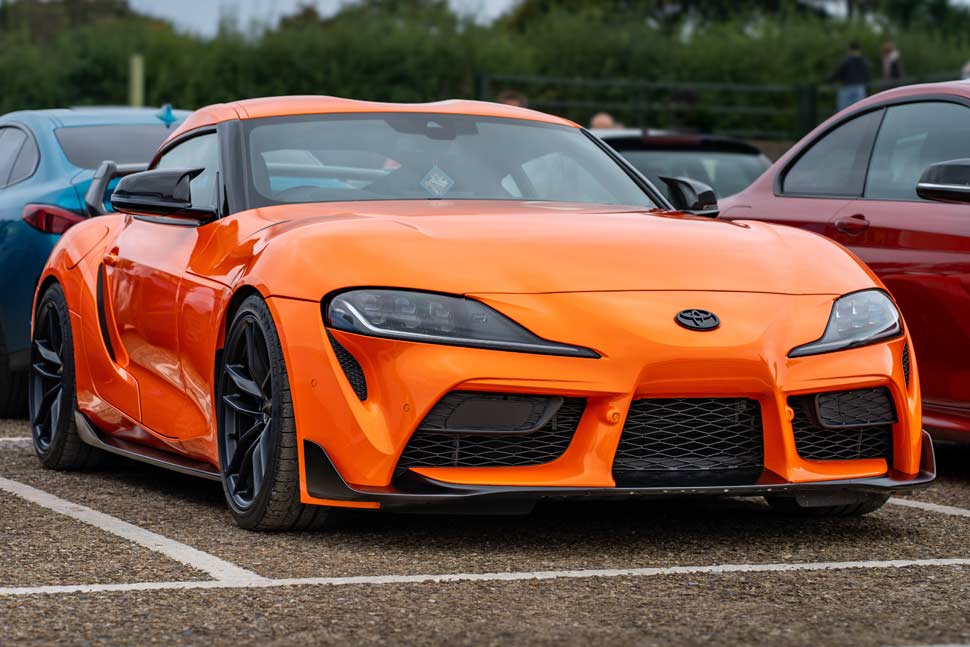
{"left": 828, "top": 100, "right": 970, "bottom": 428}
{"left": 103, "top": 131, "right": 222, "bottom": 438}
{"left": 724, "top": 109, "right": 884, "bottom": 235}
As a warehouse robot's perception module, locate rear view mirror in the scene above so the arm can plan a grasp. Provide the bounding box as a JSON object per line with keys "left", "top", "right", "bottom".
{"left": 110, "top": 168, "right": 216, "bottom": 222}
{"left": 658, "top": 176, "right": 719, "bottom": 217}
{"left": 916, "top": 159, "right": 970, "bottom": 204}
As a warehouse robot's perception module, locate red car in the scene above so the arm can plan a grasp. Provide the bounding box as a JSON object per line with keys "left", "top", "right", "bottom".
{"left": 720, "top": 81, "right": 970, "bottom": 441}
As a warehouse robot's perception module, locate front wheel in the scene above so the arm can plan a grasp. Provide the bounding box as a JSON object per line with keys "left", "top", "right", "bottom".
{"left": 765, "top": 493, "right": 890, "bottom": 517}
{"left": 217, "top": 294, "right": 336, "bottom": 531}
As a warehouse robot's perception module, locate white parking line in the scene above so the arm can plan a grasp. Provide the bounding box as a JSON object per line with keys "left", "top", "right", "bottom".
{"left": 0, "top": 476, "right": 264, "bottom": 583}
{"left": 890, "top": 497, "right": 970, "bottom": 519}
{"left": 0, "top": 557, "right": 968, "bottom": 597}
{"left": 0, "top": 436, "right": 31, "bottom": 447}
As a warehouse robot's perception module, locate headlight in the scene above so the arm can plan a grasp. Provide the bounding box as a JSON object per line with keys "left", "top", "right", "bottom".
{"left": 789, "top": 289, "right": 902, "bottom": 358}
{"left": 326, "top": 289, "right": 599, "bottom": 358}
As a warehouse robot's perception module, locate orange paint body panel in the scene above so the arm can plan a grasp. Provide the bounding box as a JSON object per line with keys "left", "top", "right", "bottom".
{"left": 34, "top": 95, "right": 932, "bottom": 515}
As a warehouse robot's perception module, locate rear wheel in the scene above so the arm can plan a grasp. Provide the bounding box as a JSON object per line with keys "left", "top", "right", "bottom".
{"left": 765, "top": 493, "right": 890, "bottom": 517}
{"left": 29, "top": 284, "right": 102, "bottom": 469}
{"left": 217, "top": 294, "right": 335, "bottom": 530}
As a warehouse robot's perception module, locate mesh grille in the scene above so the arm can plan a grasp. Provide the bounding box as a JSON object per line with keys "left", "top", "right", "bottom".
{"left": 327, "top": 333, "right": 367, "bottom": 401}
{"left": 790, "top": 389, "right": 895, "bottom": 461}
{"left": 816, "top": 388, "right": 897, "bottom": 428}
{"left": 398, "top": 395, "right": 586, "bottom": 468}
{"left": 613, "top": 398, "right": 764, "bottom": 471}
{"left": 902, "top": 343, "right": 911, "bottom": 387}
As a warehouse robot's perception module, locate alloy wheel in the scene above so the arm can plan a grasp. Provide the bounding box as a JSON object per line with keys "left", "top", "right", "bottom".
{"left": 220, "top": 315, "right": 275, "bottom": 510}
{"left": 29, "top": 302, "right": 65, "bottom": 452}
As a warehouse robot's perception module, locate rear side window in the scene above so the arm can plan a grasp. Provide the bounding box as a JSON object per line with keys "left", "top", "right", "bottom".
{"left": 782, "top": 110, "right": 882, "bottom": 197}
{"left": 54, "top": 125, "right": 175, "bottom": 169}
{"left": 0, "top": 127, "right": 27, "bottom": 187}
{"left": 8, "top": 134, "right": 39, "bottom": 185}
{"left": 865, "top": 102, "right": 970, "bottom": 201}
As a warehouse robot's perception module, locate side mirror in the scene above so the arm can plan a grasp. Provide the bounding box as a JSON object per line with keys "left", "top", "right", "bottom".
{"left": 658, "top": 176, "right": 719, "bottom": 217}
{"left": 110, "top": 168, "right": 216, "bottom": 222}
{"left": 85, "top": 161, "right": 148, "bottom": 217}
{"left": 916, "top": 159, "right": 970, "bottom": 204}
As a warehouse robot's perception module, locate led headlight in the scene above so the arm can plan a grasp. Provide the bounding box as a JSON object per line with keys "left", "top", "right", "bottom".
{"left": 326, "top": 289, "right": 599, "bottom": 358}
{"left": 789, "top": 289, "right": 902, "bottom": 358}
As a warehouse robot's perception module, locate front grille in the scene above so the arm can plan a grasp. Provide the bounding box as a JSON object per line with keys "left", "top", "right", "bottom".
{"left": 398, "top": 395, "right": 586, "bottom": 468}
{"left": 327, "top": 333, "right": 367, "bottom": 401}
{"left": 902, "top": 343, "right": 911, "bottom": 387}
{"left": 613, "top": 398, "right": 764, "bottom": 471}
{"left": 790, "top": 388, "right": 895, "bottom": 461}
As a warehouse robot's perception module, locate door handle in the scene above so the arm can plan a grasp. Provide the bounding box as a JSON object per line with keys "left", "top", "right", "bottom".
{"left": 834, "top": 214, "right": 870, "bottom": 235}
{"left": 102, "top": 252, "right": 120, "bottom": 267}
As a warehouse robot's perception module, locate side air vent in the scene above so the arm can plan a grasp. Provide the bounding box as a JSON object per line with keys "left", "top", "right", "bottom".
{"left": 96, "top": 264, "right": 116, "bottom": 361}
{"left": 327, "top": 332, "right": 367, "bottom": 401}
{"left": 902, "top": 343, "right": 911, "bottom": 387}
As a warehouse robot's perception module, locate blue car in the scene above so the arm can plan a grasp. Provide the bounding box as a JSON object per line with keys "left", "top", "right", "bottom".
{"left": 0, "top": 106, "right": 188, "bottom": 417}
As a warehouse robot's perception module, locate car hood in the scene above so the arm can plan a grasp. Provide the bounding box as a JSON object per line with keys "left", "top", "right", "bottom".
{"left": 242, "top": 200, "right": 878, "bottom": 298}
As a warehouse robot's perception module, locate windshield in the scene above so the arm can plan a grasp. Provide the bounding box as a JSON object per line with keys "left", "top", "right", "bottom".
{"left": 619, "top": 150, "right": 770, "bottom": 200}
{"left": 55, "top": 125, "right": 178, "bottom": 169}
{"left": 245, "top": 114, "right": 657, "bottom": 208}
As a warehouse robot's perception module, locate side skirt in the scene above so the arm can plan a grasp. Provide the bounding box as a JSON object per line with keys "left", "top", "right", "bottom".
{"left": 74, "top": 411, "right": 221, "bottom": 481}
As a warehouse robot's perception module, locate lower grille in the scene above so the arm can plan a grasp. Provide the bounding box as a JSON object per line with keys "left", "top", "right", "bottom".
{"left": 613, "top": 398, "right": 764, "bottom": 471}
{"left": 790, "top": 388, "right": 895, "bottom": 461}
{"left": 398, "top": 394, "right": 586, "bottom": 468}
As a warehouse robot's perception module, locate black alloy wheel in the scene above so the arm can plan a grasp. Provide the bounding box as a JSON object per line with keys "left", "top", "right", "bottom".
{"left": 220, "top": 313, "right": 275, "bottom": 510}
{"left": 216, "top": 294, "right": 335, "bottom": 530}
{"left": 30, "top": 297, "right": 65, "bottom": 453}
{"left": 29, "top": 284, "right": 101, "bottom": 469}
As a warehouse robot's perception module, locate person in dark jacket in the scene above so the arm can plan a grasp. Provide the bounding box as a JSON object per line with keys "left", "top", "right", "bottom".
{"left": 829, "top": 41, "right": 871, "bottom": 111}
{"left": 881, "top": 42, "right": 905, "bottom": 82}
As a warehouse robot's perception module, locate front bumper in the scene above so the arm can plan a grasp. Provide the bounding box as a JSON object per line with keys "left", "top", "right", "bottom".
{"left": 303, "top": 431, "right": 936, "bottom": 514}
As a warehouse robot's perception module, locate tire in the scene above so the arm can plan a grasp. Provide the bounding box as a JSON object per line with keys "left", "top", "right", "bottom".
{"left": 217, "top": 294, "right": 336, "bottom": 531}
{"left": 29, "top": 283, "right": 102, "bottom": 470}
{"left": 0, "top": 362, "right": 27, "bottom": 419}
{"left": 765, "top": 493, "right": 890, "bottom": 517}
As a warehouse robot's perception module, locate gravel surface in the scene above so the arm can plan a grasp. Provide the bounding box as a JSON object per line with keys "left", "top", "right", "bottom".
{"left": 0, "top": 493, "right": 207, "bottom": 587}
{"left": 0, "top": 418, "right": 29, "bottom": 438}
{"left": 1, "top": 417, "right": 969, "bottom": 646}
{"left": 2, "top": 567, "right": 969, "bottom": 646}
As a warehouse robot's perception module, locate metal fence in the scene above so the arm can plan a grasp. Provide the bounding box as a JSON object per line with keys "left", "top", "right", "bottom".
{"left": 477, "top": 72, "right": 960, "bottom": 140}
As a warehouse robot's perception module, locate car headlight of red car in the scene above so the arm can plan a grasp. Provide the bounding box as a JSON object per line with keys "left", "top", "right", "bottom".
{"left": 789, "top": 289, "right": 902, "bottom": 358}
{"left": 326, "top": 289, "right": 599, "bottom": 358}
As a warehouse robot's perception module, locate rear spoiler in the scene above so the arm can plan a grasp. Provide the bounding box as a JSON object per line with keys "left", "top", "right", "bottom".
{"left": 84, "top": 161, "right": 148, "bottom": 217}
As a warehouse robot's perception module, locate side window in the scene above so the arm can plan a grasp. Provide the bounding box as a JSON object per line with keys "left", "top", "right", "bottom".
{"left": 155, "top": 133, "right": 220, "bottom": 209}
{"left": 8, "top": 134, "right": 39, "bottom": 185}
{"left": 865, "top": 102, "right": 970, "bottom": 201}
{"left": 0, "top": 127, "right": 28, "bottom": 187}
{"left": 782, "top": 110, "right": 882, "bottom": 197}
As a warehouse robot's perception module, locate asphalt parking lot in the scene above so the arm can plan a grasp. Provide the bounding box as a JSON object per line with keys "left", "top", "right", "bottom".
{"left": 2, "top": 417, "right": 969, "bottom": 646}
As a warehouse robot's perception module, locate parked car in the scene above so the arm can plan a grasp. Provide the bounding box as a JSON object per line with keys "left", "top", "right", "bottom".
{"left": 30, "top": 96, "right": 932, "bottom": 529}
{"left": 719, "top": 81, "right": 970, "bottom": 441}
{"left": 593, "top": 128, "right": 771, "bottom": 201}
{"left": 0, "top": 106, "right": 188, "bottom": 417}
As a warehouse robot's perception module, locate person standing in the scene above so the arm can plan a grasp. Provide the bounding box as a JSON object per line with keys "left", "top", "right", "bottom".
{"left": 829, "top": 41, "right": 871, "bottom": 111}
{"left": 881, "top": 42, "right": 905, "bottom": 82}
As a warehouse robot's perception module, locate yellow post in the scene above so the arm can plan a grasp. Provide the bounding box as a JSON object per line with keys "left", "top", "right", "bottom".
{"left": 128, "top": 54, "right": 145, "bottom": 108}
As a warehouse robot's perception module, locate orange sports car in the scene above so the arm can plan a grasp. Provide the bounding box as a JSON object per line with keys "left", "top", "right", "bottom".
{"left": 29, "top": 96, "right": 934, "bottom": 529}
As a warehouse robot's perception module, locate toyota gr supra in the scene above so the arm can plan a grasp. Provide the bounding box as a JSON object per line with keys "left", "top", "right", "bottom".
{"left": 30, "top": 96, "right": 934, "bottom": 529}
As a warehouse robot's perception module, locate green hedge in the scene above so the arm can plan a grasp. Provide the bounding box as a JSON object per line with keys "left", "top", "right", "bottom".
{"left": 1, "top": 0, "right": 969, "bottom": 119}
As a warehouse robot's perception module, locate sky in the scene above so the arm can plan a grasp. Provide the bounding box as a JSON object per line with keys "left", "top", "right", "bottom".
{"left": 129, "top": 0, "right": 520, "bottom": 37}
